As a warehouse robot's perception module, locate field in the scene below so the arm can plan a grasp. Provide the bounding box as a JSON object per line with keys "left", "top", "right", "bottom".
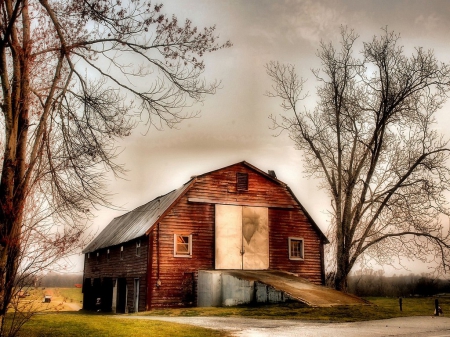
{"left": 6, "top": 289, "right": 450, "bottom": 336}
{"left": 11, "top": 287, "right": 83, "bottom": 312}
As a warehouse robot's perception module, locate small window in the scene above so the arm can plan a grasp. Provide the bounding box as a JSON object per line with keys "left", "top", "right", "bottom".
{"left": 289, "top": 237, "right": 304, "bottom": 260}
{"left": 106, "top": 249, "right": 110, "bottom": 261}
{"left": 96, "top": 252, "right": 100, "bottom": 264}
{"left": 236, "top": 172, "right": 248, "bottom": 191}
{"left": 174, "top": 234, "right": 192, "bottom": 258}
{"left": 87, "top": 253, "right": 90, "bottom": 259}
{"left": 136, "top": 240, "right": 141, "bottom": 257}
{"left": 120, "top": 246, "right": 124, "bottom": 260}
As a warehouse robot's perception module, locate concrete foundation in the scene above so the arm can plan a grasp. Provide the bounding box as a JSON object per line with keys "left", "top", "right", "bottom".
{"left": 197, "top": 270, "right": 291, "bottom": 307}
{"left": 197, "top": 270, "right": 223, "bottom": 306}
{"left": 198, "top": 270, "right": 368, "bottom": 307}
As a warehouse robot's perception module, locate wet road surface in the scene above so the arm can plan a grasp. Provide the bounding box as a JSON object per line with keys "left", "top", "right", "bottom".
{"left": 118, "top": 315, "right": 450, "bottom": 336}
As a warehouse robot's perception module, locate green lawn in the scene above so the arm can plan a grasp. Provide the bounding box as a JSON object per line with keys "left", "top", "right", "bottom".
{"left": 140, "top": 296, "right": 450, "bottom": 322}
{"left": 9, "top": 296, "right": 449, "bottom": 336}
{"left": 367, "top": 296, "right": 447, "bottom": 318}
{"left": 14, "top": 312, "right": 227, "bottom": 337}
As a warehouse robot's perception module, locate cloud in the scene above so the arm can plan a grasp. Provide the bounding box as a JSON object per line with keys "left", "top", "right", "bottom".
{"left": 414, "top": 14, "right": 441, "bottom": 34}
{"left": 265, "top": 0, "right": 364, "bottom": 45}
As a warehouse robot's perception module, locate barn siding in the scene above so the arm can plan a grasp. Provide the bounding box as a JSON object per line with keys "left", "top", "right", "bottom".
{"left": 147, "top": 163, "right": 325, "bottom": 308}
{"left": 188, "top": 165, "right": 296, "bottom": 207}
{"left": 269, "top": 208, "right": 323, "bottom": 284}
{"left": 147, "top": 202, "right": 215, "bottom": 308}
{"left": 83, "top": 236, "right": 148, "bottom": 312}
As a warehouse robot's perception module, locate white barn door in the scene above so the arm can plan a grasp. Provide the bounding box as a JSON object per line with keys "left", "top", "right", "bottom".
{"left": 242, "top": 206, "right": 269, "bottom": 269}
{"left": 215, "top": 205, "right": 269, "bottom": 270}
{"left": 215, "top": 205, "right": 243, "bottom": 269}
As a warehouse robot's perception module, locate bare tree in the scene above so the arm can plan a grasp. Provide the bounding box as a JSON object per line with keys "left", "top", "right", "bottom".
{"left": 266, "top": 27, "right": 450, "bottom": 291}
{"left": 2, "top": 190, "right": 83, "bottom": 337}
{"left": 0, "top": 0, "right": 230, "bottom": 333}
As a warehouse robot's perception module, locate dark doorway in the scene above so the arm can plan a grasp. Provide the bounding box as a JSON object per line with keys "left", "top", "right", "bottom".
{"left": 116, "top": 278, "right": 127, "bottom": 313}
{"left": 93, "top": 278, "right": 101, "bottom": 311}
{"left": 181, "top": 272, "right": 195, "bottom": 306}
{"left": 101, "top": 278, "right": 114, "bottom": 312}
{"left": 82, "top": 278, "right": 93, "bottom": 310}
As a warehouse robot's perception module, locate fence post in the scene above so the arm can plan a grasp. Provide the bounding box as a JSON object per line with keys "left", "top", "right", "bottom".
{"left": 399, "top": 297, "right": 402, "bottom": 311}
{"left": 435, "top": 299, "right": 439, "bottom": 316}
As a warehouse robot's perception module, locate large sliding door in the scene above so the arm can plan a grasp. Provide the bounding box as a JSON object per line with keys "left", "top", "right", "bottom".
{"left": 215, "top": 205, "right": 242, "bottom": 269}
{"left": 215, "top": 205, "right": 269, "bottom": 270}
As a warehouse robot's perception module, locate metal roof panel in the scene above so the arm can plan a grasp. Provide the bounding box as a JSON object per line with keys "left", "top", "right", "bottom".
{"left": 82, "top": 182, "right": 191, "bottom": 253}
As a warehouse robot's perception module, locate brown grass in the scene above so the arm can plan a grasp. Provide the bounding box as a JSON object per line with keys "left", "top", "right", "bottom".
{"left": 11, "top": 287, "right": 82, "bottom": 313}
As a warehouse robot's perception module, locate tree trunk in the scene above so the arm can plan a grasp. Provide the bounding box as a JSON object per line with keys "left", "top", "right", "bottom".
{"left": 334, "top": 267, "right": 348, "bottom": 291}
{"left": 0, "top": 1, "right": 30, "bottom": 333}
{"left": 334, "top": 239, "right": 349, "bottom": 292}
{"left": 0, "top": 216, "right": 22, "bottom": 336}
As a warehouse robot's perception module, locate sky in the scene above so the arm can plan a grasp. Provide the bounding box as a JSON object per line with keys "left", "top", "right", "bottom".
{"left": 72, "top": 0, "right": 450, "bottom": 275}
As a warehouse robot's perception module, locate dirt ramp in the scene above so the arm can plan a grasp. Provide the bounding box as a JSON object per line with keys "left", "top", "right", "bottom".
{"left": 229, "top": 270, "right": 368, "bottom": 307}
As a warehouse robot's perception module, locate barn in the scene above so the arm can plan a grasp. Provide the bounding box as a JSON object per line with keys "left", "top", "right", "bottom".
{"left": 82, "top": 161, "right": 329, "bottom": 312}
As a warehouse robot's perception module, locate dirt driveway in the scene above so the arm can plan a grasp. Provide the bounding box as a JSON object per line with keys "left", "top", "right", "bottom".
{"left": 120, "top": 315, "right": 450, "bottom": 337}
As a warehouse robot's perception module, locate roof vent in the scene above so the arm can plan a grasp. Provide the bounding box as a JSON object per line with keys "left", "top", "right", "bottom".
{"left": 236, "top": 172, "right": 248, "bottom": 191}
{"left": 268, "top": 170, "right": 277, "bottom": 179}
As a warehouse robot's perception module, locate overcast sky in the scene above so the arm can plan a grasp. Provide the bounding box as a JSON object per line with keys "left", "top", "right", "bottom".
{"left": 73, "top": 0, "right": 450, "bottom": 274}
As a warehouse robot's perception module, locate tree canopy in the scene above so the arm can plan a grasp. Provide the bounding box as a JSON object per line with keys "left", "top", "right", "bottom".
{"left": 266, "top": 27, "right": 450, "bottom": 291}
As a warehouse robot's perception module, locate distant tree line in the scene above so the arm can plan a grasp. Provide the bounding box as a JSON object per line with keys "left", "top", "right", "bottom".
{"left": 21, "top": 273, "right": 83, "bottom": 288}
{"left": 346, "top": 270, "right": 450, "bottom": 297}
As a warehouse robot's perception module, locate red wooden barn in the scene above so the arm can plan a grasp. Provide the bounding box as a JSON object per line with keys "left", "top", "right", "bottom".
{"left": 82, "top": 161, "right": 328, "bottom": 312}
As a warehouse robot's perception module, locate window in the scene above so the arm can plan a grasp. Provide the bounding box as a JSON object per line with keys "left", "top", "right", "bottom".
{"left": 106, "top": 249, "right": 110, "bottom": 261}
{"left": 236, "top": 172, "right": 248, "bottom": 191}
{"left": 136, "top": 240, "right": 141, "bottom": 257}
{"left": 289, "top": 237, "right": 304, "bottom": 260}
{"left": 120, "top": 246, "right": 124, "bottom": 260}
{"left": 174, "top": 234, "right": 192, "bottom": 257}
{"left": 87, "top": 253, "right": 90, "bottom": 259}
{"left": 96, "top": 252, "right": 100, "bottom": 264}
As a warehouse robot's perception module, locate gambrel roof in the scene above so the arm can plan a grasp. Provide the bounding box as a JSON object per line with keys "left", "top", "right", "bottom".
{"left": 83, "top": 161, "right": 327, "bottom": 254}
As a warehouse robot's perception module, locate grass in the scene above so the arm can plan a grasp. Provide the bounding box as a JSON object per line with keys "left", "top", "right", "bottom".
{"left": 7, "top": 294, "right": 450, "bottom": 336}
{"left": 367, "top": 296, "right": 449, "bottom": 318}
{"left": 8, "top": 288, "right": 224, "bottom": 336}
{"left": 57, "top": 288, "right": 83, "bottom": 303}
{"left": 139, "top": 296, "right": 450, "bottom": 322}
{"left": 12, "top": 312, "right": 227, "bottom": 337}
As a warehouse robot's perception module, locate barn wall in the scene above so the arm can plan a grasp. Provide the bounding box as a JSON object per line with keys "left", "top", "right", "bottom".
{"left": 269, "top": 208, "right": 323, "bottom": 284}
{"left": 83, "top": 236, "right": 148, "bottom": 312}
{"left": 188, "top": 164, "right": 297, "bottom": 207}
{"left": 147, "top": 163, "right": 325, "bottom": 308}
{"left": 147, "top": 201, "right": 215, "bottom": 308}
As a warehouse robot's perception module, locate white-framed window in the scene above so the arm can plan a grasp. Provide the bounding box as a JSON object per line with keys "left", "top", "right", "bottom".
{"left": 174, "top": 234, "right": 192, "bottom": 258}
{"left": 107, "top": 249, "right": 110, "bottom": 261}
{"left": 120, "top": 246, "right": 124, "bottom": 260}
{"left": 136, "top": 240, "right": 141, "bottom": 257}
{"left": 87, "top": 253, "right": 90, "bottom": 259}
{"left": 289, "top": 237, "right": 304, "bottom": 260}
